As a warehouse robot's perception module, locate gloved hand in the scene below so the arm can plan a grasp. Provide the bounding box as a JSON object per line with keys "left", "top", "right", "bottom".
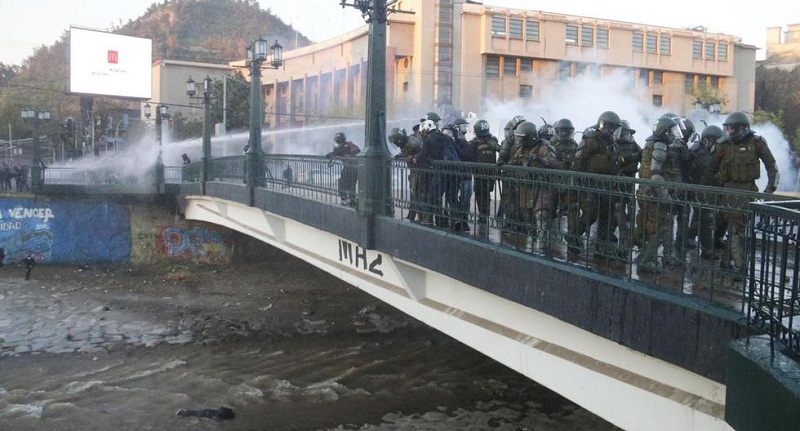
{"left": 327, "top": 159, "right": 334, "bottom": 168}
{"left": 526, "top": 155, "right": 541, "bottom": 166}
{"left": 764, "top": 185, "right": 776, "bottom": 194}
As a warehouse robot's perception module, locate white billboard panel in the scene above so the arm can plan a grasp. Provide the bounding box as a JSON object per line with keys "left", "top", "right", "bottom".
{"left": 69, "top": 27, "right": 152, "bottom": 99}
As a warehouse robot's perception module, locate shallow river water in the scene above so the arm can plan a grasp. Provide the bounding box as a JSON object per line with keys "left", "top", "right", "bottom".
{"left": 0, "top": 261, "right": 620, "bottom": 431}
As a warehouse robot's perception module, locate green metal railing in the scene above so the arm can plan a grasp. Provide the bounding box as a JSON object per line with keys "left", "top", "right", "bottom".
{"left": 748, "top": 200, "right": 800, "bottom": 358}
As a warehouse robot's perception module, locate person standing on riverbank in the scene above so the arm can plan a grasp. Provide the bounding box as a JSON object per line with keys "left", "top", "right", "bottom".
{"left": 19, "top": 254, "right": 35, "bottom": 280}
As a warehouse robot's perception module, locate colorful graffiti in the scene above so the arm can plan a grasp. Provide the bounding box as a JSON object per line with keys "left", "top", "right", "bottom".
{"left": 160, "top": 225, "right": 231, "bottom": 263}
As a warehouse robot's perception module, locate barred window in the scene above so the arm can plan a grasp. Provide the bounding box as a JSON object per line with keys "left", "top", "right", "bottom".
{"left": 718, "top": 43, "right": 728, "bottom": 61}
{"left": 684, "top": 74, "right": 695, "bottom": 92}
{"left": 492, "top": 15, "right": 506, "bottom": 36}
{"left": 520, "top": 58, "right": 533, "bottom": 73}
{"left": 652, "top": 94, "right": 663, "bottom": 107}
{"left": 693, "top": 40, "right": 703, "bottom": 59}
{"left": 660, "top": 35, "right": 671, "bottom": 55}
{"left": 652, "top": 70, "right": 663, "bottom": 84}
{"left": 486, "top": 55, "right": 500, "bottom": 78}
{"left": 705, "top": 41, "right": 716, "bottom": 60}
{"left": 646, "top": 32, "right": 658, "bottom": 53}
{"left": 597, "top": 28, "right": 609, "bottom": 49}
{"left": 558, "top": 62, "right": 573, "bottom": 80}
{"left": 503, "top": 56, "right": 517, "bottom": 76}
{"left": 519, "top": 85, "right": 533, "bottom": 98}
{"left": 632, "top": 31, "right": 643, "bottom": 51}
{"left": 566, "top": 24, "right": 579, "bottom": 44}
{"left": 581, "top": 26, "right": 594, "bottom": 47}
{"left": 509, "top": 18, "right": 523, "bottom": 38}
{"left": 710, "top": 76, "right": 720, "bottom": 88}
{"left": 526, "top": 19, "right": 540, "bottom": 40}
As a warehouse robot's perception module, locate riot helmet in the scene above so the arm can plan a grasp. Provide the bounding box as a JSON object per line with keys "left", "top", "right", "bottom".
{"left": 452, "top": 117, "right": 469, "bottom": 135}
{"left": 597, "top": 111, "right": 622, "bottom": 138}
{"left": 613, "top": 119, "right": 635, "bottom": 142}
{"left": 473, "top": 119, "right": 491, "bottom": 137}
{"left": 647, "top": 117, "right": 681, "bottom": 142}
{"left": 503, "top": 120, "right": 516, "bottom": 140}
{"left": 723, "top": 111, "right": 751, "bottom": 142}
{"left": 511, "top": 115, "right": 527, "bottom": 130}
{"left": 700, "top": 125, "right": 724, "bottom": 147}
{"left": 513, "top": 121, "right": 539, "bottom": 146}
{"left": 538, "top": 123, "right": 555, "bottom": 142}
{"left": 388, "top": 127, "right": 407, "bottom": 147}
{"left": 553, "top": 118, "right": 575, "bottom": 140}
{"left": 675, "top": 117, "right": 695, "bottom": 142}
{"left": 422, "top": 112, "right": 441, "bottom": 127}
{"left": 419, "top": 119, "right": 437, "bottom": 135}
{"left": 334, "top": 132, "right": 346, "bottom": 144}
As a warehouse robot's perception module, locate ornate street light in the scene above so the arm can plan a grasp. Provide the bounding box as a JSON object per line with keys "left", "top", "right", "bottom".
{"left": 20, "top": 108, "right": 51, "bottom": 190}
{"left": 186, "top": 75, "right": 214, "bottom": 193}
{"left": 144, "top": 102, "right": 170, "bottom": 191}
{"left": 245, "top": 35, "right": 284, "bottom": 201}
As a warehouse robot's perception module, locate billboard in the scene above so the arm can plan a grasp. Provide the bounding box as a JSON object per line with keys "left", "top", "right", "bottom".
{"left": 69, "top": 27, "right": 152, "bottom": 99}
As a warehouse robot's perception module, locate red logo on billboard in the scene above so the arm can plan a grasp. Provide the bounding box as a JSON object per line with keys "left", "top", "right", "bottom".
{"left": 107, "top": 50, "right": 119, "bottom": 64}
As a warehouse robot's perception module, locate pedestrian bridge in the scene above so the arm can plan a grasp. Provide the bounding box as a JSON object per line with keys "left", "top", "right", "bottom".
{"left": 41, "top": 156, "right": 800, "bottom": 430}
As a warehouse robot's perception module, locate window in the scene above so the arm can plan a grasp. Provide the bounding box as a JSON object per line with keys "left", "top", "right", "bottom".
{"left": 519, "top": 85, "right": 533, "bottom": 98}
{"left": 660, "top": 35, "right": 671, "bottom": 55}
{"left": 652, "top": 95, "right": 663, "bottom": 107}
{"left": 403, "top": 82, "right": 408, "bottom": 92}
{"left": 520, "top": 59, "right": 533, "bottom": 73}
{"left": 652, "top": 70, "right": 663, "bottom": 84}
{"left": 503, "top": 56, "right": 517, "bottom": 76}
{"left": 581, "top": 26, "right": 594, "bottom": 47}
{"left": 632, "top": 31, "right": 643, "bottom": 51}
{"left": 684, "top": 74, "right": 695, "bottom": 92}
{"left": 526, "top": 19, "right": 540, "bottom": 40}
{"left": 718, "top": 43, "right": 728, "bottom": 61}
{"left": 492, "top": 15, "right": 506, "bottom": 36}
{"left": 566, "top": 24, "right": 579, "bottom": 44}
{"left": 704, "top": 41, "right": 715, "bottom": 60}
{"left": 486, "top": 55, "right": 500, "bottom": 78}
{"left": 558, "top": 62, "right": 573, "bottom": 80}
{"left": 646, "top": 32, "right": 657, "bottom": 53}
{"left": 509, "top": 18, "right": 523, "bottom": 38}
{"left": 693, "top": 40, "right": 703, "bottom": 59}
{"left": 597, "top": 28, "right": 609, "bottom": 49}
{"left": 710, "top": 76, "right": 720, "bottom": 88}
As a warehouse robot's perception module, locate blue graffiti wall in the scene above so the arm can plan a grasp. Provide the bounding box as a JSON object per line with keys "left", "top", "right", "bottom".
{"left": 0, "top": 197, "right": 131, "bottom": 264}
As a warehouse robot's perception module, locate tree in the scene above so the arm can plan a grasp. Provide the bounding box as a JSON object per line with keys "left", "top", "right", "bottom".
{"left": 755, "top": 65, "right": 800, "bottom": 151}
{"left": 210, "top": 71, "right": 250, "bottom": 133}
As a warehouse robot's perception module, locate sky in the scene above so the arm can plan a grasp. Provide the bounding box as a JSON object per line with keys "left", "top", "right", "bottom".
{"left": 1, "top": 0, "right": 798, "bottom": 67}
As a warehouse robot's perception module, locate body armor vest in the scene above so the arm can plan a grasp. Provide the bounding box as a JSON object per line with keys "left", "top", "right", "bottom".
{"left": 720, "top": 137, "right": 762, "bottom": 183}
{"left": 472, "top": 136, "right": 499, "bottom": 164}
{"left": 552, "top": 138, "right": 578, "bottom": 170}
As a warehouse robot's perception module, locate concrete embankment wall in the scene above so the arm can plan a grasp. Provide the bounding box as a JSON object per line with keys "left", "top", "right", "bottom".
{"left": 0, "top": 194, "right": 235, "bottom": 265}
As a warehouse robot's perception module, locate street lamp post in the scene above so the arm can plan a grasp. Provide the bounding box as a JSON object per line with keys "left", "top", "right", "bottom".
{"left": 20, "top": 108, "right": 51, "bottom": 190}
{"left": 245, "top": 36, "right": 283, "bottom": 203}
{"left": 186, "top": 75, "right": 214, "bottom": 193}
{"left": 144, "top": 102, "right": 170, "bottom": 192}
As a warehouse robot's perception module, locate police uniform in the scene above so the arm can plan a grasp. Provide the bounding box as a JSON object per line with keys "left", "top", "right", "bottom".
{"left": 613, "top": 134, "right": 641, "bottom": 254}
{"left": 470, "top": 134, "right": 500, "bottom": 223}
{"left": 570, "top": 127, "right": 618, "bottom": 257}
{"left": 508, "top": 140, "right": 558, "bottom": 252}
{"left": 713, "top": 132, "right": 778, "bottom": 273}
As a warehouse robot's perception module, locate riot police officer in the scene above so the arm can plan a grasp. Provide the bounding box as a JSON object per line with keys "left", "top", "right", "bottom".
{"left": 388, "top": 127, "right": 423, "bottom": 221}
{"left": 712, "top": 112, "right": 779, "bottom": 278}
{"left": 470, "top": 119, "right": 501, "bottom": 224}
{"left": 497, "top": 115, "right": 527, "bottom": 227}
{"left": 326, "top": 132, "right": 361, "bottom": 206}
{"left": 635, "top": 117, "right": 684, "bottom": 273}
{"left": 507, "top": 121, "right": 558, "bottom": 253}
{"left": 570, "top": 111, "right": 622, "bottom": 259}
{"left": 550, "top": 118, "right": 579, "bottom": 247}
{"left": 613, "top": 120, "right": 642, "bottom": 256}
{"left": 687, "top": 125, "right": 726, "bottom": 259}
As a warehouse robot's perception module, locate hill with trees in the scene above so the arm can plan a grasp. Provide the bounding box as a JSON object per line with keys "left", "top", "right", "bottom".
{"left": 0, "top": 0, "right": 309, "bottom": 158}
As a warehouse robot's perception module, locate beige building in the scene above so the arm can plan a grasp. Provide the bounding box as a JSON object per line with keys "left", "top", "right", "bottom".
{"left": 146, "top": 59, "right": 232, "bottom": 124}
{"left": 261, "top": 0, "right": 752, "bottom": 127}
{"left": 764, "top": 24, "right": 800, "bottom": 70}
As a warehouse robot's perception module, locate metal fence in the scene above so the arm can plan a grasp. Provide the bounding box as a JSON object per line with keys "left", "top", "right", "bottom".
{"left": 38, "top": 155, "right": 795, "bottom": 316}
{"left": 749, "top": 201, "right": 800, "bottom": 358}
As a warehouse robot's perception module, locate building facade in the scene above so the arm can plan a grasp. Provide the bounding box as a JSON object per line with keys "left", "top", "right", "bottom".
{"left": 264, "top": 0, "right": 753, "bottom": 126}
